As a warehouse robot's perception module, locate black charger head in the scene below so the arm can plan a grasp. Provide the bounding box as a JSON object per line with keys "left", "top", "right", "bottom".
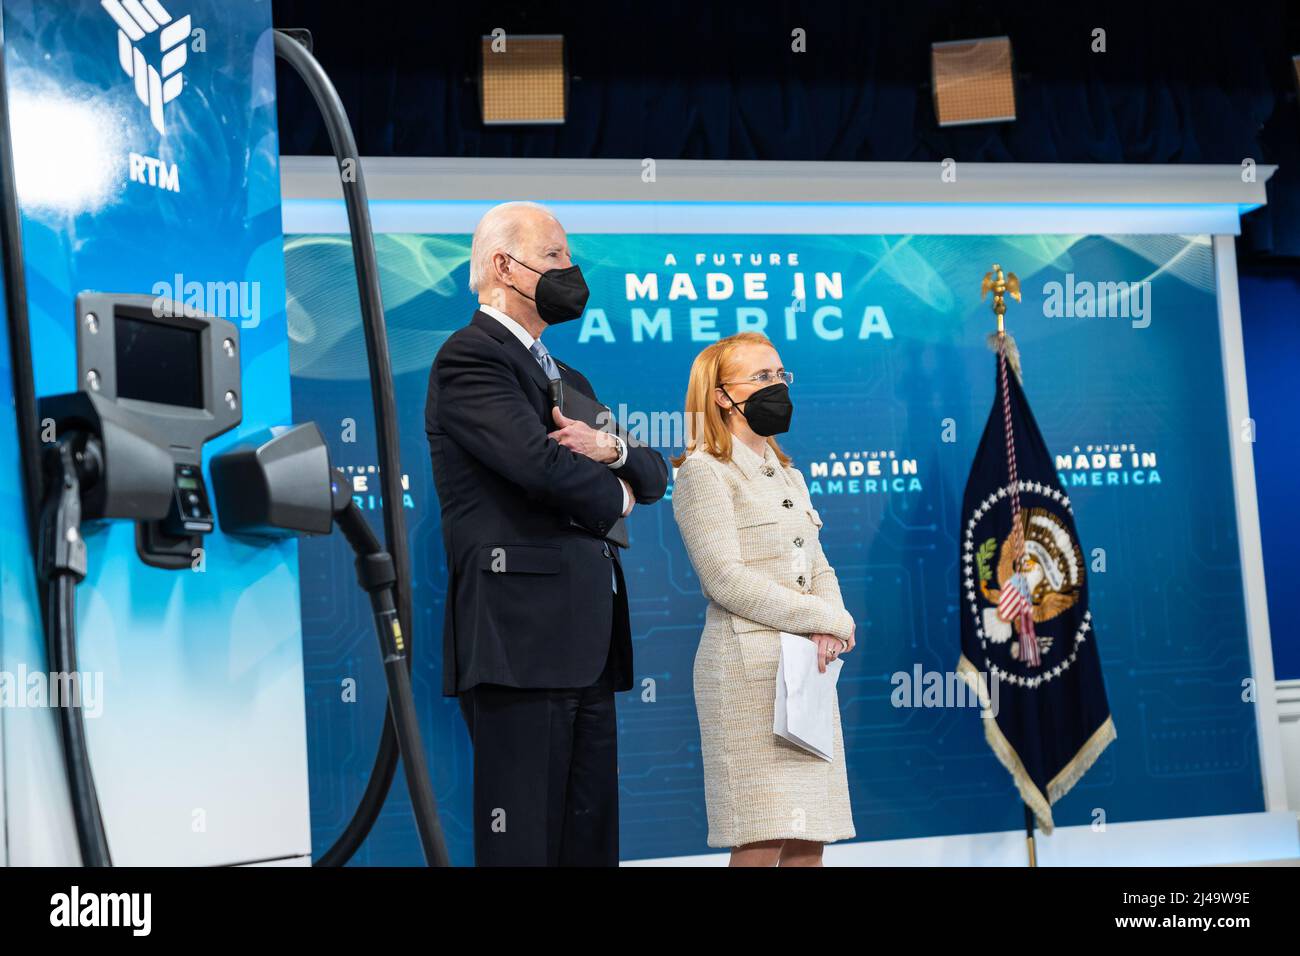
{"left": 210, "top": 422, "right": 335, "bottom": 537}
{"left": 37, "top": 390, "right": 174, "bottom": 522}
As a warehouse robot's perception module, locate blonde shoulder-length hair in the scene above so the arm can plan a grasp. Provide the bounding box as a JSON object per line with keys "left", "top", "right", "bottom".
{"left": 671, "top": 331, "right": 792, "bottom": 468}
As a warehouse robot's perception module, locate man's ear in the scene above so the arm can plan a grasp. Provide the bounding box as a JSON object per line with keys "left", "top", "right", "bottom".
{"left": 493, "top": 250, "right": 512, "bottom": 284}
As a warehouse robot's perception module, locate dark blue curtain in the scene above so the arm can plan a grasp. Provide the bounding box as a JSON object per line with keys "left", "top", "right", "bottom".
{"left": 272, "top": 0, "right": 1300, "bottom": 256}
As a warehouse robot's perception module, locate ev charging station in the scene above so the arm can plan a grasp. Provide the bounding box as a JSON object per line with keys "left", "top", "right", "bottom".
{"left": 0, "top": 0, "right": 444, "bottom": 866}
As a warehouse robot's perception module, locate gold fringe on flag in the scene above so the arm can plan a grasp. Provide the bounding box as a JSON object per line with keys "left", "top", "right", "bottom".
{"left": 958, "top": 654, "right": 1117, "bottom": 834}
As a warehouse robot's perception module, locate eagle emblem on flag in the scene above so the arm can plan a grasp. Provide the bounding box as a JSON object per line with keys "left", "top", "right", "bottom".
{"left": 977, "top": 506, "right": 1084, "bottom": 662}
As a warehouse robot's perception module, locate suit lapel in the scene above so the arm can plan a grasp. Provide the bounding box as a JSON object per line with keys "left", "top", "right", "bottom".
{"left": 471, "top": 310, "right": 552, "bottom": 394}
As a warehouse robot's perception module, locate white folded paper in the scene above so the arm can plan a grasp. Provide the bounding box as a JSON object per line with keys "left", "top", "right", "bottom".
{"left": 773, "top": 631, "right": 844, "bottom": 761}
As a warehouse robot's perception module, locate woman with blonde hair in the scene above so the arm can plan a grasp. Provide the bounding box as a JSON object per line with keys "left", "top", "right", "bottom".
{"left": 672, "top": 331, "right": 857, "bottom": 867}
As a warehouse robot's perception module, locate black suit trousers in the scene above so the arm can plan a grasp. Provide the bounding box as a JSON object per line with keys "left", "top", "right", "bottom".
{"left": 458, "top": 633, "right": 622, "bottom": 867}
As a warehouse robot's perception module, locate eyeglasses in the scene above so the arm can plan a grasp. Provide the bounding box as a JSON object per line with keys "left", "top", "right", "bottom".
{"left": 719, "top": 370, "right": 794, "bottom": 388}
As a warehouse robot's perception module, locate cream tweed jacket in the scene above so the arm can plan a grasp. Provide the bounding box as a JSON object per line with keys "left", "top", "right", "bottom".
{"left": 672, "top": 439, "right": 856, "bottom": 848}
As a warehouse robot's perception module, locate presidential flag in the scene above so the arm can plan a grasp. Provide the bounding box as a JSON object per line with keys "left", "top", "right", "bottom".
{"left": 958, "top": 333, "right": 1116, "bottom": 833}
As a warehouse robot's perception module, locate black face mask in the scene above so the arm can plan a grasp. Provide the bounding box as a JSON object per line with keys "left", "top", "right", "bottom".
{"left": 722, "top": 382, "right": 793, "bottom": 437}
{"left": 507, "top": 254, "right": 590, "bottom": 325}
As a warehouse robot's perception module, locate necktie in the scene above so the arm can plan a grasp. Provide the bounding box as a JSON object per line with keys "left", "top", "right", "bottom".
{"left": 531, "top": 337, "right": 616, "bottom": 593}
{"left": 529, "top": 339, "right": 560, "bottom": 381}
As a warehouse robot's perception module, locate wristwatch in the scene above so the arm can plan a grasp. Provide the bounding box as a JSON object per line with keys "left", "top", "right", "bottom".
{"left": 608, "top": 433, "right": 627, "bottom": 468}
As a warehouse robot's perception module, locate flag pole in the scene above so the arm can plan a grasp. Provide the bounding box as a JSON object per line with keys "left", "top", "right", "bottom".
{"left": 983, "top": 264, "right": 1042, "bottom": 865}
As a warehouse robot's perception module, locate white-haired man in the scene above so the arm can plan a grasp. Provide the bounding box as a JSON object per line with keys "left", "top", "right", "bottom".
{"left": 425, "top": 201, "right": 668, "bottom": 866}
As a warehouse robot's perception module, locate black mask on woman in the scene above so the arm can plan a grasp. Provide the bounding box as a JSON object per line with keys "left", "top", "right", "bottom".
{"left": 721, "top": 383, "right": 794, "bottom": 436}
{"left": 507, "top": 254, "right": 590, "bottom": 325}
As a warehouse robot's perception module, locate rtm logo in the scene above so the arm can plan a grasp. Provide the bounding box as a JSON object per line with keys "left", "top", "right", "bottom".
{"left": 101, "top": 0, "right": 193, "bottom": 135}
{"left": 129, "top": 152, "right": 179, "bottom": 192}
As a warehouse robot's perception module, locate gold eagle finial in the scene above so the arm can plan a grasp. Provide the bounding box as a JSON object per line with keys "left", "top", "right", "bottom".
{"left": 981, "top": 263, "right": 1021, "bottom": 332}
{"left": 981, "top": 263, "right": 1024, "bottom": 382}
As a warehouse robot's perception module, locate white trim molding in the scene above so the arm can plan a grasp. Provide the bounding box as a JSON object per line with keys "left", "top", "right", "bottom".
{"left": 280, "top": 159, "right": 1275, "bottom": 236}
{"left": 1277, "top": 679, "right": 1300, "bottom": 816}
{"left": 1214, "top": 234, "right": 1288, "bottom": 816}
{"left": 624, "top": 811, "right": 1300, "bottom": 867}
{"left": 281, "top": 157, "right": 1275, "bottom": 206}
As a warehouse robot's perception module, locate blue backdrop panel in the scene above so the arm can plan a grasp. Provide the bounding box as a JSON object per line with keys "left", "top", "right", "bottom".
{"left": 286, "top": 227, "right": 1263, "bottom": 864}
{"left": 1, "top": 0, "right": 309, "bottom": 865}
{"left": 1238, "top": 268, "right": 1300, "bottom": 682}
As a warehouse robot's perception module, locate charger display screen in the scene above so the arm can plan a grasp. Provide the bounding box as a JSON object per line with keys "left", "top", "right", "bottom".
{"left": 114, "top": 311, "right": 203, "bottom": 409}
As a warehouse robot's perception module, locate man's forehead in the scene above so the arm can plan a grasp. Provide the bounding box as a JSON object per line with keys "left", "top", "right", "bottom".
{"left": 519, "top": 213, "right": 566, "bottom": 246}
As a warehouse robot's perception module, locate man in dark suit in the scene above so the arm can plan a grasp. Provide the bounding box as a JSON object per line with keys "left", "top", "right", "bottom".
{"left": 425, "top": 201, "right": 668, "bottom": 866}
